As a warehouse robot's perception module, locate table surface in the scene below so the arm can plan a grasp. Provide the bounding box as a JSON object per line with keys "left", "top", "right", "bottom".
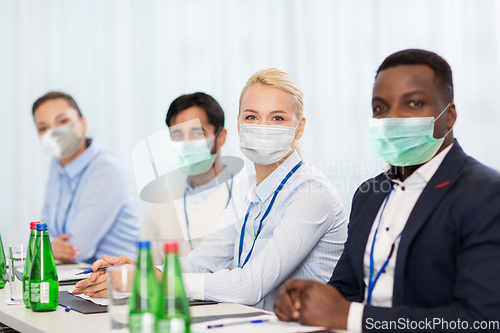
{"left": 1, "top": 262, "right": 343, "bottom": 333}
{"left": 1, "top": 282, "right": 342, "bottom": 333}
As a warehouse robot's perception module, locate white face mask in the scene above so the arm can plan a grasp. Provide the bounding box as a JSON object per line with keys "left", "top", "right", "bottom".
{"left": 239, "top": 124, "right": 296, "bottom": 165}
{"left": 40, "top": 122, "right": 85, "bottom": 159}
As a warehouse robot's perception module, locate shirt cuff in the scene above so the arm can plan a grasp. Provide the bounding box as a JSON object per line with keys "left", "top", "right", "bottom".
{"left": 347, "top": 302, "right": 364, "bottom": 333}
{"left": 182, "top": 273, "right": 205, "bottom": 301}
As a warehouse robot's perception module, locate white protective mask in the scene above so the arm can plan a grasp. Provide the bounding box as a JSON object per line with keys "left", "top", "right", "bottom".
{"left": 239, "top": 124, "right": 296, "bottom": 165}
{"left": 40, "top": 122, "right": 85, "bottom": 159}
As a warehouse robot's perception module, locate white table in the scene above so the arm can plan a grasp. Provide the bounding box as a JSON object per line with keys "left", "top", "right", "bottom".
{"left": 1, "top": 283, "right": 339, "bottom": 333}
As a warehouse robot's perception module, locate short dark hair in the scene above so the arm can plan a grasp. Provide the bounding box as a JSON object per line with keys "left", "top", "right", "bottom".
{"left": 165, "top": 92, "right": 225, "bottom": 133}
{"left": 376, "top": 49, "right": 454, "bottom": 103}
{"left": 32, "top": 91, "right": 83, "bottom": 117}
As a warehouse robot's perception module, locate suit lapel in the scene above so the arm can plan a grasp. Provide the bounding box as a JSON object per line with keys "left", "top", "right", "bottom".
{"left": 392, "top": 141, "right": 468, "bottom": 305}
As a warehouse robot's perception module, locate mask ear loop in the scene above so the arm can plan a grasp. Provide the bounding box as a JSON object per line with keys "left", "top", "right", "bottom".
{"left": 291, "top": 119, "right": 303, "bottom": 154}
{"left": 211, "top": 126, "right": 223, "bottom": 185}
{"left": 293, "top": 119, "right": 302, "bottom": 137}
{"left": 441, "top": 126, "right": 454, "bottom": 139}
{"left": 435, "top": 102, "right": 452, "bottom": 121}
{"left": 435, "top": 103, "right": 454, "bottom": 139}
{"left": 211, "top": 126, "right": 222, "bottom": 155}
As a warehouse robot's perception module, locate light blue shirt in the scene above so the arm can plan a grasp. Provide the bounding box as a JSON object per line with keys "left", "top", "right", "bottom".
{"left": 41, "top": 139, "right": 140, "bottom": 263}
{"left": 181, "top": 151, "right": 348, "bottom": 310}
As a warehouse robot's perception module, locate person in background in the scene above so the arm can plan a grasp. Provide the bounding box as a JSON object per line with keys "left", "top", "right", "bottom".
{"left": 141, "top": 92, "right": 233, "bottom": 265}
{"left": 73, "top": 68, "right": 348, "bottom": 311}
{"left": 33, "top": 91, "right": 140, "bottom": 263}
{"left": 273, "top": 49, "right": 500, "bottom": 332}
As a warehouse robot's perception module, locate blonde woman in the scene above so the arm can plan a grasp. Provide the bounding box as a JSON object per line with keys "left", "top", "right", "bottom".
{"left": 74, "top": 68, "right": 347, "bottom": 311}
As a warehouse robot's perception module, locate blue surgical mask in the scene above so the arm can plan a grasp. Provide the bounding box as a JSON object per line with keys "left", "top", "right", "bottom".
{"left": 369, "top": 103, "right": 452, "bottom": 166}
{"left": 171, "top": 138, "right": 217, "bottom": 176}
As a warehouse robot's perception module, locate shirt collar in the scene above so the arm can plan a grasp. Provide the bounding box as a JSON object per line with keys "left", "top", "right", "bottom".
{"left": 58, "top": 139, "right": 101, "bottom": 179}
{"left": 250, "top": 151, "right": 302, "bottom": 203}
{"left": 413, "top": 143, "right": 454, "bottom": 183}
{"left": 185, "top": 164, "right": 232, "bottom": 195}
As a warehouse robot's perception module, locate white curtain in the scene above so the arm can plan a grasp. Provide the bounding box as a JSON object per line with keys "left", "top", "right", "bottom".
{"left": 1, "top": 0, "right": 500, "bottom": 247}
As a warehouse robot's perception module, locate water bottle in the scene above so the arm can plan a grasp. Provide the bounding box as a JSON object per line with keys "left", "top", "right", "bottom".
{"left": 0, "top": 232, "right": 6, "bottom": 289}
{"left": 156, "top": 242, "right": 190, "bottom": 333}
{"left": 23, "top": 221, "right": 40, "bottom": 308}
{"left": 129, "top": 240, "right": 160, "bottom": 333}
{"left": 29, "top": 223, "right": 59, "bottom": 311}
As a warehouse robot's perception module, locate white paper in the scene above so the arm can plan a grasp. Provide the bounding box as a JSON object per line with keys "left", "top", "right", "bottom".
{"left": 57, "top": 268, "right": 91, "bottom": 282}
{"left": 67, "top": 289, "right": 108, "bottom": 306}
{"left": 190, "top": 314, "right": 325, "bottom": 333}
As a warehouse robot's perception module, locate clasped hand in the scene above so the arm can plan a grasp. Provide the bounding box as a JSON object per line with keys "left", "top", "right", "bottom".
{"left": 51, "top": 234, "right": 79, "bottom": 262}
{"left": 273, "top": 279, "right": 351, "bottom": 330}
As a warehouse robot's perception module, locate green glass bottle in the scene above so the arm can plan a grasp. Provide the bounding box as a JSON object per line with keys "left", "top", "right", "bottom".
{"left": 156, "top": 242, "right": 190, "bottom": 333}
{"left": 29, "top": 223, "right": 59, "bottom": 311}
{"left": 129, "top": 240, "right": 160, "bottom": 333}
{"left": 23, "top": 221, "right": 40, "bottom": 308}
{"left": 0, "top": 232, "right": 6, "bottom": 289}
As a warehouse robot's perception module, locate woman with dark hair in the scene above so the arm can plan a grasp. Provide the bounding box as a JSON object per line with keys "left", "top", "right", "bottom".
{"left": 33, "top": 91, "right": 140, "bottom": 264}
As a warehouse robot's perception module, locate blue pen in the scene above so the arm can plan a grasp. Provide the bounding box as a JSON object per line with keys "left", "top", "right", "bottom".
{"left": 207, "top": 319, "right": 269, "bottom": 329}
{"left": 75, "top": 267, "right": 106, "bottom": 275}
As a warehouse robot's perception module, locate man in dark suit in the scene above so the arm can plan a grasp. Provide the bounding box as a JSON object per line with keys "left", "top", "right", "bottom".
{"left": 273, "top": 49, "right": 500, "bottom": 332}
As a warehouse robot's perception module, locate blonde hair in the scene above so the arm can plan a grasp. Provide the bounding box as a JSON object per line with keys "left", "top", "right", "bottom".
{"left": 239, "top": 68, "right": 305, "bottom": 160}
{"left": 239, "top": 68, "right": 304, "bottom": 120}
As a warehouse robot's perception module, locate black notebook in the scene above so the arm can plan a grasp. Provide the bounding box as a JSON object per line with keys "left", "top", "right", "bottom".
{"left": 59, "top": 291, "right": 107, "bottom": 314}
{"left": 59, "top": 291, "right": 218, "bottom": 314}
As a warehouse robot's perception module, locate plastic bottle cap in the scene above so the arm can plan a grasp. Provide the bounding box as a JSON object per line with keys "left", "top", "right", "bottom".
{"left": 137, "top": 240, "right": 151, "bottom": 249}
{"left": 30, "top": 221, "right": 41, "bottom": 229}
{"left": 36, "top": 223, "right": 48, "bottom": 231}
{"left": 164, "top": 241, "right": 179, "bottom": 254}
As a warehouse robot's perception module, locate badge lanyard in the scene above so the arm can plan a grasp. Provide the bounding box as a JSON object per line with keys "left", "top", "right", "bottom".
{"left": 183, "top": 173, "right": 234, "bottom": 250}
{"left": 54, "top": 153, "right": 100, "bottom": 235}
{"left": 238, "top": 161, "right": 303, "bottom": 269}
{"left": 366, "top": 185, "right": 403, "bottom": 305}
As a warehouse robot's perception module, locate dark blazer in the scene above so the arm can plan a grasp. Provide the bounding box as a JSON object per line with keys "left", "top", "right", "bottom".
{"left": 329, "top": 140, "right": 500, "bottom": 332}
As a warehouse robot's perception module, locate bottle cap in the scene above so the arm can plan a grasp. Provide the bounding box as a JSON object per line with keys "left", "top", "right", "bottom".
{"left": 137, "top": 240, "right": 151, "bottom": 249}
{"left": 36, "top": 223, "right": 48, "bottom": 231}
{"left": 30, "top": 221, "right": 41, "bottom": 229}
{"left": 164, "top": 241, "right": 178, "bottom": 254}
